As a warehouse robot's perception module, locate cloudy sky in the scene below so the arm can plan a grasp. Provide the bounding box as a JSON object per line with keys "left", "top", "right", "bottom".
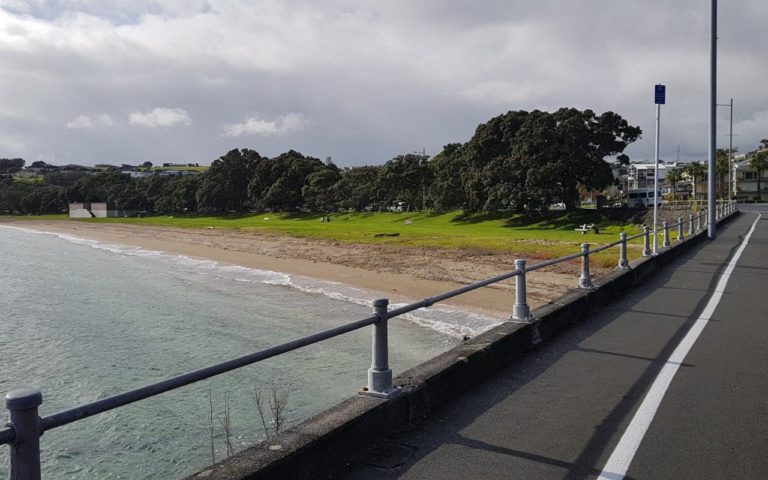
{"left": 0, "top": 0, "right": 766, "bottom": 167}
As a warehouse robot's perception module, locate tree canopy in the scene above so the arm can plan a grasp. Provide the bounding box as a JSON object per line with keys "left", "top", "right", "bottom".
{"left": 1, "top": 108, "right": 642, "bottom": 215}
{"left": 430, "top": 108, "right": 641, "bottom": 212}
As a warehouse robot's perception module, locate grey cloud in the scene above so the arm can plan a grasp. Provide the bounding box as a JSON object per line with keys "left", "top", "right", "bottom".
{"left": 0, "top": 1, "right": 765, "bottom": 167}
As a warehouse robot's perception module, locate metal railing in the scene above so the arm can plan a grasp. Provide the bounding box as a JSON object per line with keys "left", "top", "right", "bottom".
{"left": 0, "top": 200, "right": 738, "bottom": 480}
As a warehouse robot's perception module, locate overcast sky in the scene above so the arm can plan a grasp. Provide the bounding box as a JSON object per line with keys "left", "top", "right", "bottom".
{"left": 1, "top": 0, "right": 766, "bottom": 167}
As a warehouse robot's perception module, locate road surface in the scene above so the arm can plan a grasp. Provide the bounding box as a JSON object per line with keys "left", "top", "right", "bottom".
{"left": 339, "top": 207, "right": 768, "bottom": 480}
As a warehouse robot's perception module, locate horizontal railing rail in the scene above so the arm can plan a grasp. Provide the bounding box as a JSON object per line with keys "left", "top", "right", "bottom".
{"left": 1, "top": 200, "right": 738, "bottom": 480}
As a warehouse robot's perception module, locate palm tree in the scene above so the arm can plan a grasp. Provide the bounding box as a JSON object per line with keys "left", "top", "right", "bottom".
{"left": 666, "top": 167, "right": 682, "bottom": 201}
{"left": 749, "top": 151, "right": 768, "bottom": 201}
{"left": 684, "top": 162, "right": 706, "bottom": 200}
{"left": 716, "top": 149, "right": 730, "bottom": 197}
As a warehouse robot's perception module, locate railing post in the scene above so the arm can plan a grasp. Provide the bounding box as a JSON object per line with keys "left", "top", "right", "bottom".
{"left": 697, "top": 212, "right": 703, "bottom": 231}
{"left": 362, "top": 299, "right": 399, "bottom": 398}
{"left": 617, "top": 232, "right": 630, "bottom": 270}
{"left": 511, "top": 259, "right": 532, "bottom": 322}
{"left": 662, "top": 221, "right": 671, "bottom": 248}
{"left": 578, "top": 243, "right": 593, "bottom": 289}
{"left": 642, "top": 225, "right": 651, "bottom": 257}
{"left": 6, "top": 390, "right": 43, "bottom": 480}
{"left": 688, "top": 214, "right": 694, "bottom": 236}
{"left": 677, "top": 217, "right": 685, "bottom": 241}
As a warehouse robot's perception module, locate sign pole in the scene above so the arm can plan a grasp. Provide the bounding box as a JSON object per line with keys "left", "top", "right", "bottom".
{"left": 653, "top": 84, "right": 665, "bottom": 255}
{"left": 728, "top": 97, "right": 733, "bottom": 199}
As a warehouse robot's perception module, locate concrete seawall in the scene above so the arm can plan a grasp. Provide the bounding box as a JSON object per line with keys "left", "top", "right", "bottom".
{"left": 188, "top": 213, "right": 739, "bottom": 480}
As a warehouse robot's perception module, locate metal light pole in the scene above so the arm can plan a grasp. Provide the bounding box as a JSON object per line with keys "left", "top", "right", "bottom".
{"left": 716, "top": 98, "right": 734, "bottom": 199}
{"left": 708, "top": 0, "right": 717, "bottom": 239}
{"left": 653, "top": 85, "right": 665, "bottom": 255}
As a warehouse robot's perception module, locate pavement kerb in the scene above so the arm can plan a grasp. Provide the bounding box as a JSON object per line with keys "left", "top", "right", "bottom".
{"left": 187, "top": 211, "right": 740, "bottom": 480}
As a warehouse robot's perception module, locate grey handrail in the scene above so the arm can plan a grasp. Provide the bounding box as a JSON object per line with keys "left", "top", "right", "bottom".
{"left": 40, "top": 314, "right": 380, "bottom": 431}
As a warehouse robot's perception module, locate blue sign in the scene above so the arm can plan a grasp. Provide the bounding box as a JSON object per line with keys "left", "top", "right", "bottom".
{"left": 655, "top": 84, "right": 666, "bottom": 104}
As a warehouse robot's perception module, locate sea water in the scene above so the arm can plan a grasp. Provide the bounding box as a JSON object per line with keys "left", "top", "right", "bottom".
{"left": 0, "top": 226, "right": 501, "bottom": 479}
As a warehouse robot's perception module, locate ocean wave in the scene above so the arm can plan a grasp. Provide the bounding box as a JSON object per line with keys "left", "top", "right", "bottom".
{"left": 1, "top": 225, "right": 502, "bottom": 338}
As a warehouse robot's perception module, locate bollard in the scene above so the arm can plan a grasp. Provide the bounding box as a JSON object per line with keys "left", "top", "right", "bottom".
{"left": 617, "top": 232, "right": 630, "bottom": 270}
{"left": 511, "top": 259, "right": 531, "bottom": 322}
{"left": 578, "top": 243, "right": 593, "bottom": 289}
{"left": 688, "top": 214, "right": 694, "bottom": 236}
{"left": 677, "top": 217, "right": 685, "bottom": 241}
{"left": 6, "top": 390, "right": 43, "bottom": 480}
{"left": 363, "top": 299, "right": 399, "bottom": 398}
{"left": 662, "top": 221, "right": 670, "bottom": 248}
{"left": 642, "top": 225, "right": 651, "bottom": 257}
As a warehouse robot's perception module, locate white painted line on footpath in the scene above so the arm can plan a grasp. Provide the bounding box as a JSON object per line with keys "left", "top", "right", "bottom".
{"left": 597, "top": 213, "right": 762, "bottom": 480}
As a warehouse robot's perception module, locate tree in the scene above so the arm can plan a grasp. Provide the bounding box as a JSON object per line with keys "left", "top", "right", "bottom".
{"left": 67, "top": 170, "right": 131, "bottom": 203}
{"left": 749, "top": 151, "right": 768, "bottom": 201}
{"left": 429, "top": 143, "right": 467, "bottom": 212}
{"left": 248, "top": 150, "right": 328, "bottom": 211}
{"left": 455, "top": 108, "right": 641, "bottom": 212}
{"left": 0, "top": 158, "right": 25, "bottom": 174}
{"left": 198, "top": 149, "right": 261, "bottom": 212}
{"left": 43, "top": 170, "right": 89, "bottom": 187}
{"left": 716, "top": 149, "right": 728, "bottom": 197}
{"left": 302, "top": 168, "right": 341, "bottom": 211}
{"left": 666, "top": 167, "right": 682, "bottom": 200}
{"left": 378, "top": 153, "right": 433, "bottom": 211}
{"left": 333, "top": 166, "right": 383, "bottom": 211}
{"left": 684, "top": 162, "right": 706, "bottom": 200}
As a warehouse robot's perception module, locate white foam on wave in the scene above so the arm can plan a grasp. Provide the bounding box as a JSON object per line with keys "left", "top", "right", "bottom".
{"left": 1, "top": 225, "right": 503, "bottom": 338}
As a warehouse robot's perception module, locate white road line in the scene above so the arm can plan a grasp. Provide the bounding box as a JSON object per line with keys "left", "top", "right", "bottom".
{"left": 597, "top": 213, "right": 762, "bottom": 480}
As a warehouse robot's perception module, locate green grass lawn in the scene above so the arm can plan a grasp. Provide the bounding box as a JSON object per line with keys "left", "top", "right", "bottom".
{"left": 12, "top": 175, "right": 43, "bottom": 184}
{"left": 16, "top": 210, "right": 650, "bottom": 268}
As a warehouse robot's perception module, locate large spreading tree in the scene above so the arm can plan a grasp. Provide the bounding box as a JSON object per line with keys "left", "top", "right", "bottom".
{"left": 431, "top": 108, "right": 641, "bottom": 212}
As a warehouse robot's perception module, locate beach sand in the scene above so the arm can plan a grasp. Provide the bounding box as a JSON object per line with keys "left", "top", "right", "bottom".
{"left": 2, "top": 220, "right": 594, "bottom": 319}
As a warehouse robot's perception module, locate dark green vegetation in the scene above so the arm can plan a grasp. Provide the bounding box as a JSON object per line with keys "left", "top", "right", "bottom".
{"left": 0, "top": 108, "right": 641, "bottom": 216}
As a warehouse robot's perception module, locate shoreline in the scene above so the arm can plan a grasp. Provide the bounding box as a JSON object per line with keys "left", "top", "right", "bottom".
{"left": 1, "top": 219, "right": 580, "bottom": 319}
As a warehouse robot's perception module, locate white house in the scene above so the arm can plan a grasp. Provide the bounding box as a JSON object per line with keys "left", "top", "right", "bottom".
{"left": 625, "top": 163, "right": 667, "bottom": 207}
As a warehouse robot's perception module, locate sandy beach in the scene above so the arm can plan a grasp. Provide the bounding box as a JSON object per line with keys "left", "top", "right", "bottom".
{"left": 1, "top": 220, "right": 592, "bottom": 319}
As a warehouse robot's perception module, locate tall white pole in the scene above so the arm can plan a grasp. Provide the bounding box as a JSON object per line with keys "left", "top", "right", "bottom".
{"left": 708, "top": 0, "right": 717, "bottom": 238}
{"left": 728, "top": 98, "right": 733, "bottom": 199}
{"left": 653, "top": 103, "right": 660, "bottom": 255}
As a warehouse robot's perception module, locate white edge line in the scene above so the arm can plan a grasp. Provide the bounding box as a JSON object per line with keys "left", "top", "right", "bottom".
{"left": 597, "top": 213, "right": 762, "bottom": 480}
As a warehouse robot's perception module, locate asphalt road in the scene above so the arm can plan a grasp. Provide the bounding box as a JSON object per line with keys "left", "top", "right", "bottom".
{"left": 338, "top": 208, "right": 768, "bottom": 480}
